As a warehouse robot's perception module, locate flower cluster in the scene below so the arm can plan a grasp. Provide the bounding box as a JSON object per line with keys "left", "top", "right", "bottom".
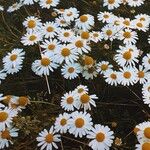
{"left": 37, "top": 85, "right": 114, "bottom": 150}
{"left": 134, "top": 121, "right": 150, "bottom": 149}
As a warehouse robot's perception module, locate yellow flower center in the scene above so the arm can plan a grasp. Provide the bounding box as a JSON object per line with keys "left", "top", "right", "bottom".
{"left": 144, "top": 127, "right": 150, "bottom": 139}
{"left": 1, "top": 129, "right": 11, "bottom": 140}
{"left": 78, "top": 88, "right": 84, "bottom": 93}
{"left": 110, "top": 73, "right": 117, "bottom": 79}
{"left": 93, "top": 33, "right": 99, "bottom": 37}
{"left": 101, "top": 64, "right": 108, "bottom": 71}
{"left": 80, "top": 94, "right": 90, "bottom": 104}
{"left": 61, "top": 48, "right": 70, "bottom": 57}
{"left": 123, "top": 71, "right": 131, "bottom": 79}
{"left": 18, "top": 96, "right": 29, "bottom": 107}
{"left": 75, "top": 40, "right": 83, "bottom": 48}
{"left": 46, "top": 0, "right": 52, "bottom": 4}
{"left": 41, "top": 58, "right": 51, "bottom": 66}
{"left": 47, "top": 26, "right": 54, "bottom": 32}
{"left": 45, "top": 133, "right": 53, "bottom": 143}
{"left": 140, "top": 17, "right": 145, "bottom": 21}
{"left": 10, "top": 54, "right": 17, "bottom": 61}
{"left": 81, "top": 31, "right": 90, "bottom": 39}
{"left": 106, "top": 30, "right": 112, "bottom": 36}
{"left": 104, "top": 14, "right": 109, "bottom": 18}
{"left": 68, "top": 67, "right": 75, "bottom": 73}
{"left": 3, "top": 95, "right": 12, "bottom": 104}
{"left": 84, "top": 56, "right": 94, "bottom": 66}
{"left": 138, "top": 71, "right": 144, "bottom": 78}
{"left": 142, "top": 142, "right": 150, "bottom": 150}
{"left": 80, "top": 15, "right": 88, "bottom": 22}
{"left": 123, "top": 51, "right": 132, "bottom": 60}
{"left": 123, "top": 32, "right": 131, "bottom": 38}
{"left": 123, "top": 20, "right": 130, "bottom": 26}
{"left": 60, "top": 20, "right": 66, "bottom": 24}
{"left": 48, "top": 44, "right": 55, "bottom": 51}
{"left": 96, "top": 132, "right": 105, "bottom": 142}
{"left": 60, "top": 118, "right": 67, "bottom": 126}
{"left": 136, "top": 22, "right": 143, "bottom": 28}
{"left": 66, "top": 97, "right": 74, "bottom": 104}
{"left": 29, "top": 35, "right": 37, "bottom": 41}
{"left": 75, "top": 118, "right": 85, "bottom": 128}
{"left": 27, "top": 20, "right": 36, "bottom": 28}
{"left": 108, "top": 0, "right": 115, "bottom": 4}
{"left": 0, "top": 112, "right": 8, "bottom": 122}
{"left": 63, "top": 32, "right": 70, "bottom": 37}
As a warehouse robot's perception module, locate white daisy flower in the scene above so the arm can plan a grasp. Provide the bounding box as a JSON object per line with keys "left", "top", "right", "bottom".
{"left": 61, "top": 91, "right": 78, "bottom": 111}
{"left": 54, "top": 112, "right": 70, "bottom": 133}
{"left": 37, "top": 126, "right": 61, "bottom": 150}
{"left": 104, "top": 69, "right": 120, "bottom": 86}
{"left": 72, "top": 37, "right": 91, "bottom": 55}
{"left": 39, "top": 0, "right": 60, "bottom": 9}
{"left": 0, "top": 107, "right": 18, "bottom": 131}
{"left": 114, "top": 44, "right": 139, "bottom": 67}
{"left": 90, "top": 31, "right": 103, "bottom": 43}
{"left": 63, "top": 7, "right": 79, "bottom": 22}
{"left": 32, "top": 53, "right": 58, "bottom": 76}
{"left": 87, "top": 124, "right": 114, "bottom": 150}
{"left": 41, "top": 21, "right": 60, "bottom": 38}
{"left": 74, "top": 85, "right": 89, "bottom": 95}
{"left": 96, "top": 61, "right": 113, "bottom": 74}
{"left": 121, "top": 18, "right": 134, "bottom": 29}
{"left": 117, "top": 28, "right": 138, "bottom": 45}
{"left": 142, "top": 54, "right": 150, "bottom": 70}
{"left": 0, "top": 126, "right": 19, "bottom": 149}
{"left": 75, "top": 14, "right": 94, "bottom": 31}
{"left": 54, "top": 44, "right": 79, "bottom": 64}
{"left": 127, "top": 0, "right": 145, "bottom": 7}
{"left": 61, "top": 62, "right": 82, "bottom": 80}
{"left": 3, "top": 48, "right": 25, "bottom": 74}
{"left": 55, "top": 16, "right": 69, "bottom": 27}
{"left": 40, "top": 39, "right": 61, "bottom": 55}
{"left": 7, "top": 2, "right": 22, "bottom": 13}
{"left": 75, "top": 93, "right": 98, "bottom": 111}
{"left": 135, "top": 142, "right": 150, "bottom": 150}
{"left": 21, "top": 30, "right": 42, "bottom": 46}
{"left": 118, "top": 66, "right": 137, "bottom": 86}
{"left": 97, "top": 11, "right": 114, "bottom": 23}
{"left": 23, "top": 16, "right": 42, "bottom": 31}
{"left": 21, "top": 0, "right": 36, "bottom": 5}
{"left": 103, "top": 0, "right": 121, "bottom": 10}
{"left": 68, "top": 111, "right": 93, "bottom": 138}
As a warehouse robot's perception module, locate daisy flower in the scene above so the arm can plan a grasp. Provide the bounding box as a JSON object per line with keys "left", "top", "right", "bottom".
{"left": 61, "top": 91, "right": 78, "bottom": 111}
{"left": 79, "top": 31, "right": 91, "bottom": 41}
{"left": 114, "top": 44, "right": 139, "bottom": 67}
{"left": 21, "top": 0, "right": 36, "bottom": 5}
{"left": 32, "top": 53, "right": 58, "bottom": 76}
{"left": 0, "top": 107, "right": 18, "bottom": 131}
{"left": 104, "top": 69, "right": 120, "bottom": 86}
{"left": 118, "top": 66, "right": 137, "bottom": 86}
{"left": 135, "top": 14, "right": 150, "bottom": 23}
{"left": 82, "top": 55, "right": 95, "bottom": 68}
{"left": 21, "top": 30, "right": 42, "bottom": 46}
{"left": 61, "top": 62, "right": 82, "bottom": 80}
{"left": 121, "top": 18, "right": 134, "bottom": 29}
{"left": 55, "top": 16, "right": 69, "bottom": 27}
{"left": 103, "top": 0, "right": 121, "bottom": 10}
{"left": 142, "top": 54, "right": 150, "bottom": 70}
{"left": 96, "top": 61, "right": 113, "bottom": 74}
{"left": 127, "top": 0, "right": 145, "bottom": 7}
{"left": 68, "top": 111, "right": 93, "bottom": 138}
{"left": 117, "top": 28, "right": 138, "bottom": 45}
{"left": 41, "top": 21, "right": 59, "bottom": 38}
{"left": 7, "top": 2, "right": 22, "bottom": 13}
{"left": 54, "top": 113, "right": 70, "bottom": 133}
{"left": 75, "top": 93, "right": 98, "bottom": 111}
{"left": 97, "top": 11, "right": 114, "bottom": 23}
{"left": 74, "top": 85, "right": 89, "bottom": 95}
{"left": 3, "top": 48, "right": 25, "bottom": 74}
{"left": 62, "top": 7, "right": 79, "bottom": 23}
{"left": 39, "top": 0, "right": 60, "bottom": 9}
{"left": 135, "top": 142, "right": 150, "bottom": 150}
{"left": 72, "top": 37, "right": 91, "bottom": 55}
{"left": 90, "top": 31, "right": 103, "bottom": 43}
{"left": 57, "top": 29, "right": 75, "bottom": 43}
{"left": 40, "top": 39, "right": 61, "bottom": 55}
{"left": 0, "top": 126, "right": 19, "bottom": 149}
{"left": 54, "top": 44, "right": 79, "bottom": 64}
{"left": 23, "top": 16, "right": 42, "bottom": 31}
{"left": 37, "top": 126, "right": 61, "bottom": 150}
{"left": 75, "top": 14, "right": 94, "bottom": 31}
{"left": 87, "top": 124, "right": 114, "bottom": 150}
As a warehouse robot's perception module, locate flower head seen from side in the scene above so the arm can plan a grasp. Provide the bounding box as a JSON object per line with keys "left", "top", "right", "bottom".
{"left": 54, "top": 113, "right": 70, "bottom": 134}
{"left": 7, "top": 2, "right": 23, "bottom": 13}
{"left": 87, "top": 124, "right": 114, "bottom": 150}
{"left": 2, "top": 48, "right": 25, "bottom": 74}
{"left": 68, "top": 111, "right": 93, "bottom": 138}
{"left": 39, "top": 0, "right": 60, "bottom": 9}
{"left": 37, "top": 126, "right": 61, "bottom": 150}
